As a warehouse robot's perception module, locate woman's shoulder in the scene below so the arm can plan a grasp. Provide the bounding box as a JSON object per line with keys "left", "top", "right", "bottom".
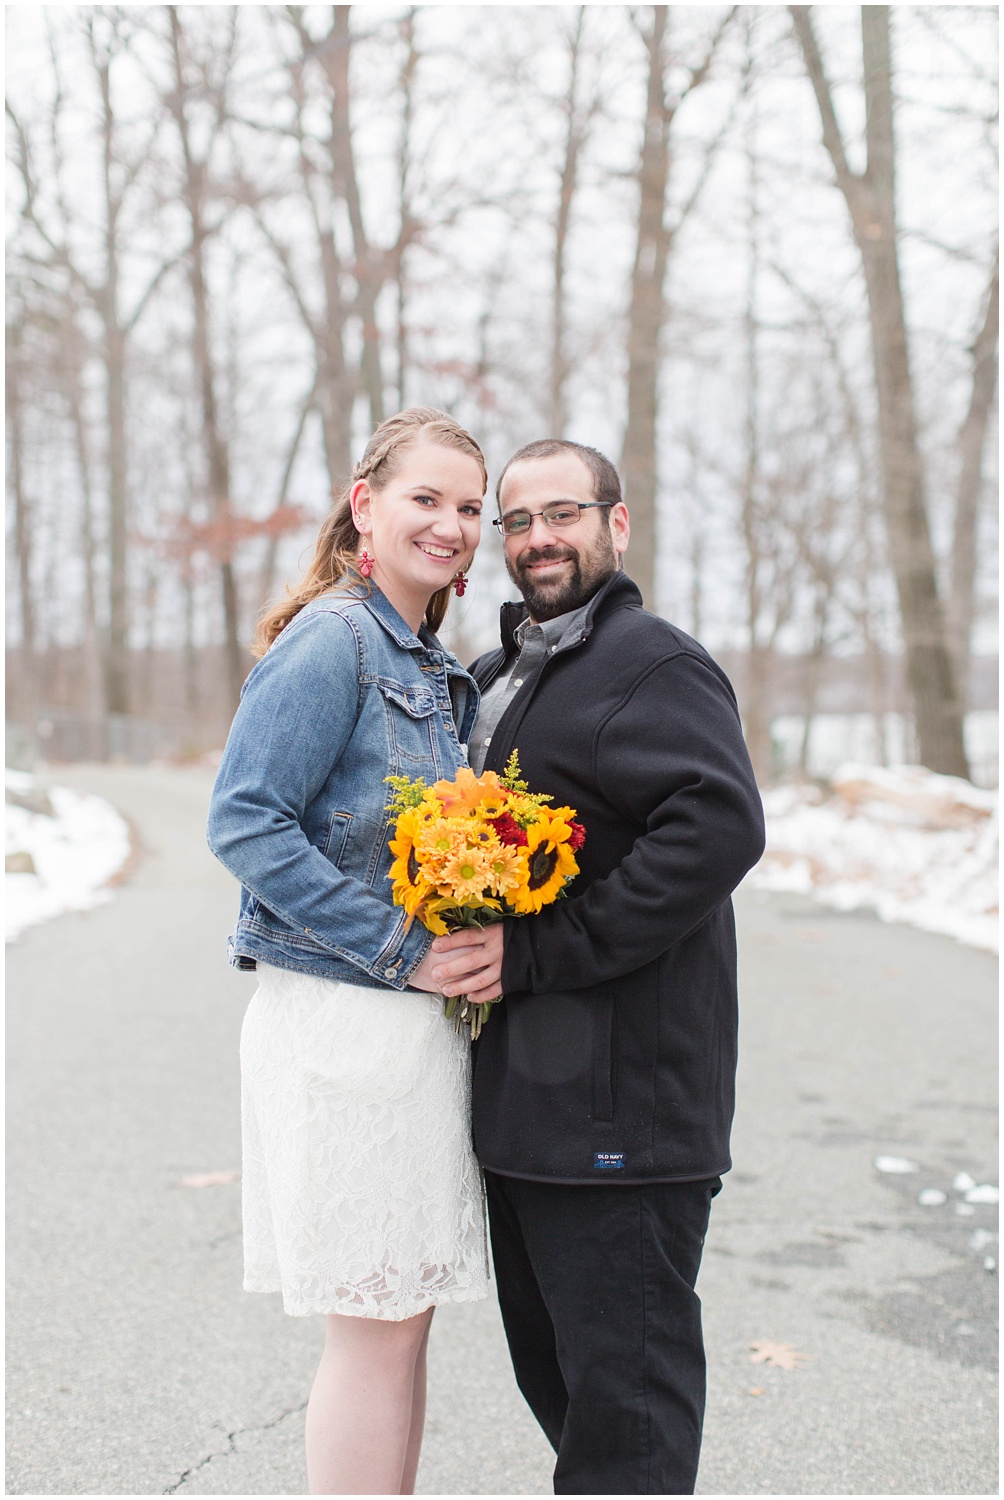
{"left": 256, "top": 595, "right": 363, "bottom": 678}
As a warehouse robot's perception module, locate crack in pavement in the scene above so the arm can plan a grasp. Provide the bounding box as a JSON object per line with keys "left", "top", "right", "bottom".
{"left": 163, "top": 1403, "right": 308, "bottom": 1494}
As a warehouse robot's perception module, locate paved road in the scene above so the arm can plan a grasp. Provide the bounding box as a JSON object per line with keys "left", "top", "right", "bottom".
{"left": 6, "top": 765, "right": 998, "bottom": 1496}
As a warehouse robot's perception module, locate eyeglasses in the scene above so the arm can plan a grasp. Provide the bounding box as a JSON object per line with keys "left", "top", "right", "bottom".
{"left": 492, "top": 501, "right": 613, "bottom": 537}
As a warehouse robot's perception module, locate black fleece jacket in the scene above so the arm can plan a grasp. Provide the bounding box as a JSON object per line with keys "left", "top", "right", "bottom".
{"left": 468, "top": 572, "right": 765, "bottom": 1183}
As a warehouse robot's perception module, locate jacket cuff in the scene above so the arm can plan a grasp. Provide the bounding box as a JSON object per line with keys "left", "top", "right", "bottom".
{"left": 500, "top": 915, "right": 529, "bottom": 994}
{"left": 372, "top": 914, "right": 433, "bottom": 989}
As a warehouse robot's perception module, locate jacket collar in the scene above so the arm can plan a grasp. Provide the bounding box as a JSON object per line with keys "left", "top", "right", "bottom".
{"left": 499, "top": 569, "right": 643, "bottom": 656}
{"left": 339, "top": 579, "right": 436, "bottom": 653}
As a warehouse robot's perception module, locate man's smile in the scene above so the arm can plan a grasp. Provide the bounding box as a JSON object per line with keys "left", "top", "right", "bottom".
{"left": 520, "top": 549, "right": 576, "bottom": 577}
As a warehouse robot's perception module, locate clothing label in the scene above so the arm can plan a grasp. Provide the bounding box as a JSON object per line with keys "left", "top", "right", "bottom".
{"left": 593, "top": 1152, "right": 625, "bottom": 1170}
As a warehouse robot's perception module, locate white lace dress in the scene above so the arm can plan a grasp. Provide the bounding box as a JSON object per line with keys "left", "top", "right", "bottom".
{"left": 240, "top": 964, "right": 490, "bottom": 1319}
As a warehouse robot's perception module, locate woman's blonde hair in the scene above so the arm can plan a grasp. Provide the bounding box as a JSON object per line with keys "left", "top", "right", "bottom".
{"left": 254, "top": 407, "right": 487, "bottom": 655}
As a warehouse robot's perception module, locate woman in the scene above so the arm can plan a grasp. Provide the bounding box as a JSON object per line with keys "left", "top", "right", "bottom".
{"left": 207, "top": 408, "right": 502, "bottom": 1495}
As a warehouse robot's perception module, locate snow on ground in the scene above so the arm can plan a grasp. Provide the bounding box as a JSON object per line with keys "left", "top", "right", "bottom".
{"left": 750, "top": 763, "right": 999, "bottom": 953}
{"left": 5, "top": 769, "right": 132, "bottom": 943}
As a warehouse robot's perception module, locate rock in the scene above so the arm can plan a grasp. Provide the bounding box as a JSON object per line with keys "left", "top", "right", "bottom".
{"left": 5, "top": 787, "right": 54, "bottom": 818}
{"left": 6, "top": 851, "right": 37, "bottom": 875}
{"left": 964, "top": 1184, "right": 999, "bottom": 1204}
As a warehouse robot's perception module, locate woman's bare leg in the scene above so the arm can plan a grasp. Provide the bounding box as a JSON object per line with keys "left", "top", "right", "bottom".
{"left": 305, "top": 1307, "right": 434, "bottom": 1495}
{"left": 401, "top": 1311, "right": 434, "bottom": 1494}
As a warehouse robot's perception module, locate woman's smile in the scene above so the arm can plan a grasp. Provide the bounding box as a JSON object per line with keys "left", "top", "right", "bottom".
{"left": 416, "top": 541, "right": 460, "bottom": 560}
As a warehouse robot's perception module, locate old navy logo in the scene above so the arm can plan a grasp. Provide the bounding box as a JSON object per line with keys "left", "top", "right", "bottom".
{"left": 593, "top": 1152, "right": 625, "bottom": 1170}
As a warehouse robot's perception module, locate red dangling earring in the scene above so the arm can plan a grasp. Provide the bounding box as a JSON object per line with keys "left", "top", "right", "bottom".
{"left": 358, "top": 549, "right": 374, "bottom": 578}
{"left": 452, "top": 571, "right": 467, "bottom": 597}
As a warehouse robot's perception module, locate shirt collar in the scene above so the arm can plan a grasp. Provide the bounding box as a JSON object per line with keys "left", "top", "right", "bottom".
{"left": 513, "top": 600, "right": 592, "bottom": 652}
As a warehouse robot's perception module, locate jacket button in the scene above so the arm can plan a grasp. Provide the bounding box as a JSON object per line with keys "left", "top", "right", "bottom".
{"left": 384, "top": 966, "right": 399, "bottom": 978}
{"left": 484, "top": 736, "right": 491, "bottom": 746}
{"left": 514, "top": 678, "right": 523, "bottom": 687}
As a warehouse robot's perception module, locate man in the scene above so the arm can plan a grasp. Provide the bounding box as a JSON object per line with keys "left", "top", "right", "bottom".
{"left": 428, "top": 439, "right": 764, "bottom": 1495}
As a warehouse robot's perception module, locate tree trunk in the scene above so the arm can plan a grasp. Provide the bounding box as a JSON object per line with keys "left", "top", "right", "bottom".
{"left": 549, "top": 7, "right": 587, "bottom": 439}
{"left": 740, "top": 135, "right": 770, "bottom": 784}
{"left": 168, "top": 9, "right": 245, "bottom": 710}
{"left": 948, "top": 247, "right": 998, "bottom": 694}
{"left": 791, "top": 4, "right": 968, "bottom": 777}
{"left": 328, "top": 7, "right": 384, "bottom": 429}
{"left": 103, "top": 319, "right": 130, "bottom": 714}
{"left": 63, "top": 313, "right": 104, "bottom": 713}
{"left": 620, "top": 7, "right": 671, "bottom": 610}
{"left": 6, "top": 353, "right": 36, "bottom": 671}
{"left": 98, "top": 50, "right": 130, "bottom": 716}
{"left": 395, "top": 10, "right": 418, "bottom": 409}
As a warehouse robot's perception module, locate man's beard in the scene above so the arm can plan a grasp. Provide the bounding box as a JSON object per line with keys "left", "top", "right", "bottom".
{"left": 507, "top": 534, "right": 618, "bottom": 622}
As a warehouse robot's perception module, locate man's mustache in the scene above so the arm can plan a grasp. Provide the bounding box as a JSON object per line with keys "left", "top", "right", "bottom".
{"left": 516, "top": 545, "right": 578, "bottom": 571}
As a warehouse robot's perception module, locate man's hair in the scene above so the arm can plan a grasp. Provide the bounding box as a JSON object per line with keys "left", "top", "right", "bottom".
{"left": 495, "top": 439, "right": 623, "bottom": 515}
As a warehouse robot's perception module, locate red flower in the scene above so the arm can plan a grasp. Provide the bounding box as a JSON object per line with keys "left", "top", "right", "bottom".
{"left": 568, "top": 821, "right": 586, "bottom": 851}
{"left": 490, "top": 812, "right": 528, "bottom": 847}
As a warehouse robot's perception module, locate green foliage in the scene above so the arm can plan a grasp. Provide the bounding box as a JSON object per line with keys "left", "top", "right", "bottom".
{"left": 383, "top": 774, "right": 429, "bottom": 816}
{"left": 499, "top": 749, "right": 527, "bottom": 793}
{"left": 500, "top": 748, "right": 553, "bottom": 824}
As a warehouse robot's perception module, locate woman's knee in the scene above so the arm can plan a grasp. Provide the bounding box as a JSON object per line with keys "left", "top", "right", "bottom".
{"left": 324, "top": 1308, "right": 433, "bottom": 1358}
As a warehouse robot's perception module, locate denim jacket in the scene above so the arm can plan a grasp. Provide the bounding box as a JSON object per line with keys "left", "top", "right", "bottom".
{"left": 206, "top": 583, "right": 479, "bottom": 989}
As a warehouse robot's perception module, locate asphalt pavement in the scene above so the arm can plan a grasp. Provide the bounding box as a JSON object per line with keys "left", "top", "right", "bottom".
{"left": 6, "top": 764, "right": 998, "bottom": 1496}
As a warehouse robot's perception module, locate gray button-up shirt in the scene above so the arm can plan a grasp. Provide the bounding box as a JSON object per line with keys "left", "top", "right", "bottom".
{"left": 469, "top": 601, "right": 591, "bottom": 774}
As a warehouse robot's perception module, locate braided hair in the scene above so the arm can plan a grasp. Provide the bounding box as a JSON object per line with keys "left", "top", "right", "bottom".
{"left": 254, "top": 408, "right": 487, "bottom": 654}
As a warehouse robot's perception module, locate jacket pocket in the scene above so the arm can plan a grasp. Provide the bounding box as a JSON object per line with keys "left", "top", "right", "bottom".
{"left": 592, "top": 995, "right": 616, "bottom": 1122}
{"left": 376, "top": 679, "right": 437, "bottom": 719}
{"left": 376, "top": 678, "right": 439, "bottom": 768}
{"left": 323, "top": 809, "right": 353, "bottom": 864}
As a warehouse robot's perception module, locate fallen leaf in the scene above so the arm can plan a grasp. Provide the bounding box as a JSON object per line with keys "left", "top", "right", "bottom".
{"left": 748, "top": 1387, "right": 765, "bottom": 1397}
{"left": 749, "top": 1340, "right": 812, "bottom": 1371}
{"left": 178, "top": 1170, "right": 240, "bottom": 1189}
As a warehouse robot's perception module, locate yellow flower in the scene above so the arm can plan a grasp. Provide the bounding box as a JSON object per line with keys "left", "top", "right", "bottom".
{"left": 439, "top": 845, "right": 492, "bottom": 902}
{"left": 509, "top": 815, "right": 579, "bottom": 914}
{"left": 476, "top": 791, "right": 508, "bottom": 819}
{"left": 388, "top": 807, "right": 437, "bottom": 918}
{"left": 415, "top": 816, "right": 464, "bottom": 859}
{"left": 415, "top": 899, "right": 452, "bottom": 936}
{"left": 483, "top": 839, "right": 525, "bottom": 898}
{"left": 388, "top": 807, "right": 423, "bottom": 880}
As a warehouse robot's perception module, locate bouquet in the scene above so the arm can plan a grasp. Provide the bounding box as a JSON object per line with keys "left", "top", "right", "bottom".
{"left": 385, "top": 751, "right": 585, "bottom": 1039}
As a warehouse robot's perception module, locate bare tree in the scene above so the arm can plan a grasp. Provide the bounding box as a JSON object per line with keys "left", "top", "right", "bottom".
{"left": 790, "top": 4, "right": 969, "bottom": 777}
{"left": 948, "top": 246, "right": 998, "bottom": 694}
{"left": 548, "top": 7, "right": 597, "bottom": 438}
{"left": 394, "top": 8, "right": 419, "bottom": 408}
{"left": 245, "top": 5, "right": 421, "bottom": 476}
{"left": 7, "top": 10, "right": 177, "bottom": 714}
{"left": 165, "top": 6, "right": 245, "bottom": 708}
{"left": 620, "top": 6, "right": 736, "bottom": 609}
{"left": 6, "top": 321, "right": 37, "bottom": 672}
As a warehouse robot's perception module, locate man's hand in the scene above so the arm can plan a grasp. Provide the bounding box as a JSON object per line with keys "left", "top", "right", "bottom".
{"left": 410, "top": 922, "right": 504, "bottom": 1006}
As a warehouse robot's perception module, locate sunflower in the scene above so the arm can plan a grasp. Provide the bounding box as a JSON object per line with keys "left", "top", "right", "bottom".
{"left": 388, "top": 808, "right": 435, "bottom": 920}
{"left": 509, "top": 813, "right": 580, "bottom": 914}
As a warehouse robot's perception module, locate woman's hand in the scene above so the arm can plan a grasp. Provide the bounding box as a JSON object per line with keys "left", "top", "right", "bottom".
{"left": 410, "top": 923, "right": 504, "bottom": 1006}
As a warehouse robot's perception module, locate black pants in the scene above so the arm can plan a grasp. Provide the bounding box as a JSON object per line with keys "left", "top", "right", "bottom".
{"left": 484, "top": 1170, "right": 721, "bottom": 1496}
